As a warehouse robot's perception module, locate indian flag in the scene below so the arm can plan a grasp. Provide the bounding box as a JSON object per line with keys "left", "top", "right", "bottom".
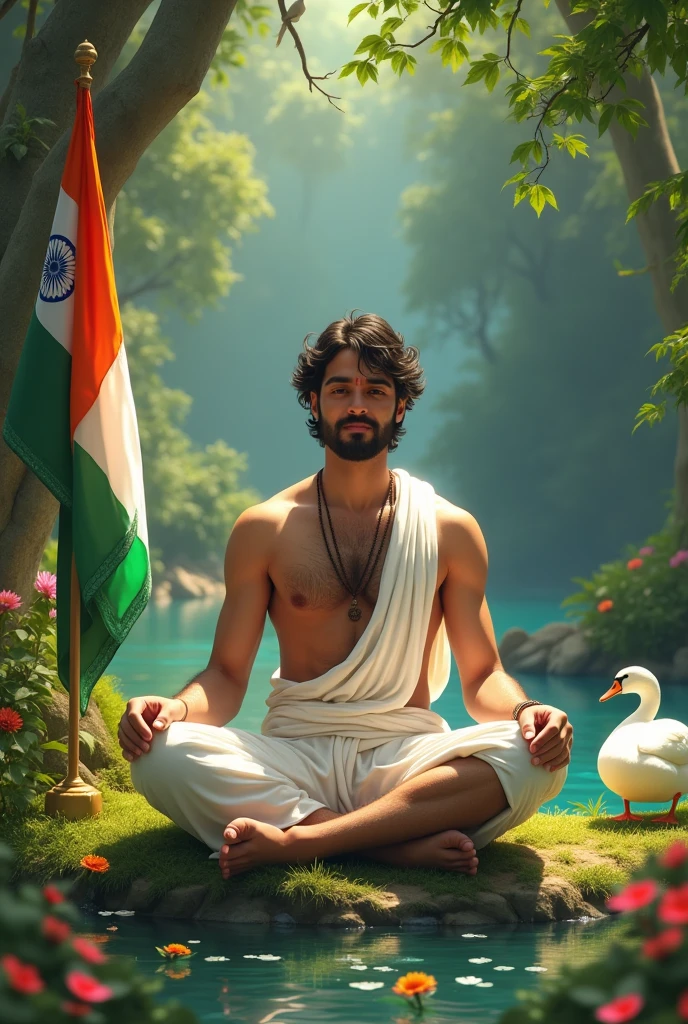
{"left": 3, "top": 84, "right": 150, "bottom": 714}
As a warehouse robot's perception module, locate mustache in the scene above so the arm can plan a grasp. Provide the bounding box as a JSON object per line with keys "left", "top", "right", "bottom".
{"left": 337, "top": 416, "right": 378, "bottom": 430}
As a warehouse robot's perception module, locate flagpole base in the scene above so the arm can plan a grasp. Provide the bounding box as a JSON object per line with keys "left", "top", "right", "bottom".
{"left": 45, "top": 777, "right": 102, "bottom": 819}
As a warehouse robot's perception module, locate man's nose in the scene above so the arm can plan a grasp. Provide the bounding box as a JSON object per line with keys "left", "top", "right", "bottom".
{"left": 348, "top": 389, "right": 367, "bottom": 414}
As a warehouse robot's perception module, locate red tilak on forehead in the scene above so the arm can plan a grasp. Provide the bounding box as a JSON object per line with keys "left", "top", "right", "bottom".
{"left": 354, "top": 376, "right": 364, "bottom": 385}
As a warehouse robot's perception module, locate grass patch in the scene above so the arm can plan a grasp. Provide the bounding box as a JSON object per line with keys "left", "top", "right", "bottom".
{"left": 91, "top": 676, "right": 127, "bottom": 745}
{"left": 2, "top": 783, "right": 686, "bottom": 911}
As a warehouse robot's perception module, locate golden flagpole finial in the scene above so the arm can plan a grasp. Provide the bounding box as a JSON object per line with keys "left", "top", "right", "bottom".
{"left": 74, "top": 39, "right": 98, "bottom": 90}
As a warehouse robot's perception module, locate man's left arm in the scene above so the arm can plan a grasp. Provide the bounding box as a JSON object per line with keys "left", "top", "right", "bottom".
{"left": 439, "top": 505, "right": 573, "bottom": 773}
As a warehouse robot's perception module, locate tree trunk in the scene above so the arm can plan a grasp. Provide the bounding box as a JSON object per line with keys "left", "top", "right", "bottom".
{"left": 556, "top": 0, "right": 688, "bottom": 540}
{"left": 0, "top": 0, "right": 239, "bottom": 601}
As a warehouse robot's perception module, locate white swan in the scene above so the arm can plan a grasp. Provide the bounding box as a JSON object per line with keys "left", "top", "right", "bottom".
{"left": 597, "top": 665, "right": 688, "bottom": 824}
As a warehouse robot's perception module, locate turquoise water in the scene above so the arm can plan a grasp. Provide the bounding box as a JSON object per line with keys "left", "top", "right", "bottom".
{"left": 85, "top": 915, "right": 619, "bottom": 1023}
{"left": 110, "top": 595, "right": 687, "bottom": 812}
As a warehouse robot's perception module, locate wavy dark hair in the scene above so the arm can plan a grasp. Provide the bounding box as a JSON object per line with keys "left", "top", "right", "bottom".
{"left": 291, "top": 312, "right": 425, "bottom": 451}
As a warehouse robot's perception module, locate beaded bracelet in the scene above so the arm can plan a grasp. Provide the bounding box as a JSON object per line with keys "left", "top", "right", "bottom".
{"left": 512, "top": 699, "right": 542, "bottom": 721}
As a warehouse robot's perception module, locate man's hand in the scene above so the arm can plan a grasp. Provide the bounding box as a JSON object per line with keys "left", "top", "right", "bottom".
{"left": 118, "top": 696, "right": 186, "bottom": 762}
{"left": 519, "top": 704, "right": 572, "bottom": 771}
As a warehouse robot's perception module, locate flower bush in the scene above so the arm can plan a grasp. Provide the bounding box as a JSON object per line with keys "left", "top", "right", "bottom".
{"left": 0, "top": 574, "right": 67, "bottom": 815}
{"left": 499, "top": 840, "right": 688, "bottom": 1024}
{"left": 563, "top": 526, "right": 688, "bottom": 661}
{"left": 0, "top": 841, "right": 196, "bottom": 1023}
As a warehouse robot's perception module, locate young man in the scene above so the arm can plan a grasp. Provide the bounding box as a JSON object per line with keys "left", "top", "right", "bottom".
{"left": 123, "top": 313, "right": 572, "bottom": 878}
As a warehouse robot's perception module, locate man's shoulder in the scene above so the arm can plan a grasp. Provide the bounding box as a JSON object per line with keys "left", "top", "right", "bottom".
{"left": 232, "top": 475, "right": 316, "bottom": 534}
{"left": 433, "top": 493, "right": 486, "bottom": 561}
{"left": 434, "top": 493, "right": 480, "bottom": 532}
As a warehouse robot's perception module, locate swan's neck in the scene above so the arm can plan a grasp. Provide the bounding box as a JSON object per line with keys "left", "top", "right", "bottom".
{"left": 617, "top": 686, "right": 660, "bottom": 727}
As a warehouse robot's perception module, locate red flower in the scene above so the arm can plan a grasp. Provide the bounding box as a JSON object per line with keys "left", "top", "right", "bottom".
{"left": 659, "top": 841, "right": 688, "bottom": 870}
{"left": 61, "top": 1002, "right": 91, "bottom": 1018}
{"left": 0, "top": 707, "right": 23, "bottom": 733}
{"left": 607, "top": 879, "right": 659, "bottom": 913}
{"left": 43, "top": 884, "right": 65, "bottom": 905}
{"left": 594, "top": 993, "right": 644, "bottom": 1023}
{"left": 0, "top": 590, "right": 21, "bottom": 612}
{"left": 0, "top": 954, "right": 45, "bottom": 995}
{"left": 677, "top": 989, "right": 688, "bottom": 1021}
{"left": 41, "top": 915, "right": 71, "bottom": 943}
{"left": 65, "top": 970, "right": 113, "bottom": 1004}
{"left": 72, "top": 937, "right": 107, "bottom": 965}
{"left": 642, "top": 927, "right": 683, "bottom": 959}
{"left": 658, "top": 883, "right": 688, "bottom": 925}
{"left": 79, "top": 855, "right": 109, "bottom": 873}
{"left": 597, "top": 599, "right": 614, "bottom": 613}
{"left": 627, "top": 558, "right": 643, "bottom": 570}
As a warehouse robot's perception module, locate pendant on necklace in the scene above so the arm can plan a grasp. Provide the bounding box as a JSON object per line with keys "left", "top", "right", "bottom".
{"left": 348, "top": 598, "right": 362, "bottom": 622}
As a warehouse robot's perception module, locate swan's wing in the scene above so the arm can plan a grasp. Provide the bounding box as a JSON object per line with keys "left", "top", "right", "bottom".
{"left": 637, "top": 720, "right": 688, "bottom": 766}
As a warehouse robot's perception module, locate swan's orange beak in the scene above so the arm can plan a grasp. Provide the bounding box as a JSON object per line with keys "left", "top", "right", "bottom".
{"left": 599, "top": 678, "right": 623, "bottom": 702}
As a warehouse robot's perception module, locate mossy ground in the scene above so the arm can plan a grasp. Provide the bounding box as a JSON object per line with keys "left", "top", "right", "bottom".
{"left": 2, "top": 677, "right": 687, "bottom": 909}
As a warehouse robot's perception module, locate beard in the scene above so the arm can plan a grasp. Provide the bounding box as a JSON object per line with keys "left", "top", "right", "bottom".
{"left": 319, "top": 413, "right": 396, "bottom": 462}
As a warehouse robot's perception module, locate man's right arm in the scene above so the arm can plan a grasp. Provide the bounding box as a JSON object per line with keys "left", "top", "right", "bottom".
{"left": 118, "top": 506, "right": 275, "bottom": 761}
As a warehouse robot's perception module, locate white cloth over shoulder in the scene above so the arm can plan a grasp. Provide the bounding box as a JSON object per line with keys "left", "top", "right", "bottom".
{"left": 262, "top": 468, "right": 452, "bottom": 748}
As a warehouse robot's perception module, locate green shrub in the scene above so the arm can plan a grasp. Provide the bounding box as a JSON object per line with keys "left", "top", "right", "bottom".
{"left": 0, "top": 842, "right": 196, "bottom": 1023}
{"left": 0, "top": 576, "right": 64, "bottom": 815}
{"left": 570, "top": 864, "right": 627, "bottom": 900}
{"left": 563, "top": 525, "right": 688, "bottom": 661}
{"left": 500, "top": 839, "right": 688, "bottom": 1024}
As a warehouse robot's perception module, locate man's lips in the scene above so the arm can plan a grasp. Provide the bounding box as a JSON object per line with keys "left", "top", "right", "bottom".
{"left": 342, "top": 423, "right": 372, "bottom": 431}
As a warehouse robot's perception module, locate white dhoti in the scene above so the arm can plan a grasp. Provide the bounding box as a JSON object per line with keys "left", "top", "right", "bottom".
{"left": 132, "top": 469, "right": 565, "bottom": 856}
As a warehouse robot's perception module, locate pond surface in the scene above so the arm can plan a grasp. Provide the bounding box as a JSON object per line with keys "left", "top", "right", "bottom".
{"left": 110, "top": 595, "right": 687, "bottom": 813}
{"left": 85, "top": 915, "right": 620, "bottom": 1023}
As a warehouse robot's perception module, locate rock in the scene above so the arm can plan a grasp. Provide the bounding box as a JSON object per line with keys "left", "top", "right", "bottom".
{"left": 505, "top": 879, "right": 597, "bottom": 923}
{"left": 547, "top": 631, "right": 595, "bottom": 675}
{"left": 673, "top": 647, "right": 688, "bottom": 682}
{"left": 499, "top": 628, "right": 529, "bottom": 663}
{"left": 443, "top": 910, "right": 495, "bottom": 926}
{"left": 440, "top": 892, "right": 518, "bottom": 924}
{"left": 505, "top": 623, "right": 578, "bottom": 674}
{"left": 272, "top": 912, "right": 296, "bottom": 927}
{"left": 152, "top": 885, "right": 209, "bottom": 919}
{"left": 123, "top": 878, "right": 158, "bottom": 912}
{"left": 42, "top": 690, "right": 115, "bottom": 775}
{"left": 195, "top": 897, "right": 270, "bottom": 924}
{"left": 153, "top": 579, "right": 172, "bottom": 605}
{"left": 400, "top": 916, "right": 439, "bottom": 930}
{"left": 166, "top": 567, "right": 224, "bottom": 601}
{"left": 318, "top": 910, "right": 365, "bottom": 929}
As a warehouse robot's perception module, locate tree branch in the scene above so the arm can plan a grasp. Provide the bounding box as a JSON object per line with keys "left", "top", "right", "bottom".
{"left": 276, "top": 0, "right": 342, "bottom": 109}
{"left": 119, "top": 251, "right": 185, "bottom": 303}
{"left": 395, "top": 0, "right": 461, "bottom": 49}
{"left": 0, "top": 0, "right": 21, "bottom": 22}
{"left": 22, "top": 0, "right": 38, "bottom": 51}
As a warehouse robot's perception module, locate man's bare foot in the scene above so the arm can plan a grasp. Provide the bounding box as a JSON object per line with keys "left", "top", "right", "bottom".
{"left": 219, "top": 818, "right": 294, "bottom": 878}
{"left": 369, "top": 830, "right": 479, "bottom": 874}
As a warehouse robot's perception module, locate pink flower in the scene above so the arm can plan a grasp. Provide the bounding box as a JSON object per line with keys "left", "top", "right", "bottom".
{"left": 627, "top": 558, "right": 643, "bottom": 570}
{"left": 595, "top": 993, "right": 644, "bottom": 1023}
{"left": 642, "top": 926, "right": 683, "bottom": 959}
{"left": 71, "top": 937, "right": 107, "bottom": 965}
{"left": 1, "top": 954, "right": 44, "bottom": 995}
{"left": 0, "top": 590, "right": 21, "bottom": 613}
{"left": 65, "top": 970, "right": 113, "bottom": 1004}
{"left": 678, "top": 989, "right": 688, "bottom": 1021}
{"left": 659, "top": 841, "right": 688, "bottom": 870}
{"left": 49, "top": 607, "right": 57, "bottom": 619}
{"left": 607, "top": 879, "right": 659, "bottom": 913}
{"left": 34, "top": 571, "right": 57, "bottom": 600}
{"left": 669, "top": 549, "right": 688, "bottom": 568}
{"left": 638, "top": 546, "right": 654, "bottom": 556}
{"left": 41, "top": 915, "right": 71, "bottom": 943}
{"left": 658, "top": 882, "right": 688, "bottom": 925}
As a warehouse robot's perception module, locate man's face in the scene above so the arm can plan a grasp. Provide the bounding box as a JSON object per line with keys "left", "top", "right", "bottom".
{"left": 311, "top": 348, "right": 405, "bottom": 462}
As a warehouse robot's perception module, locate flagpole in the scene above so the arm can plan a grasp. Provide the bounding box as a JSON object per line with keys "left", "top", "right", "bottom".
{"left": 44, "top": 40, "right": 103, "bottom": 821}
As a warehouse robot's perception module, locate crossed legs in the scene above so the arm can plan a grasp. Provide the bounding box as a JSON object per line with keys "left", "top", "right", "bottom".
{"left": 219, "top": 754, "right": 508, "bottom": 877}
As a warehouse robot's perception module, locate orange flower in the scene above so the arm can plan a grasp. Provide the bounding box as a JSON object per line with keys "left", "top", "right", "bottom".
{"left": 597, "top": 599, "right": 614, "bottom": 613}
{"left": 165, "top": 966, "right": 191, "bottom": 980}
{"left": 79, "top": 855, "right": 110, "bottom": 873}
{"left": 392, "top": 971, "right": 438, "bottom": 998}
{"left": 161, "top": 944, "right": 193, "bottom": 958}
{"left": 627, "top": 558, "right": 643, "bottom": 570}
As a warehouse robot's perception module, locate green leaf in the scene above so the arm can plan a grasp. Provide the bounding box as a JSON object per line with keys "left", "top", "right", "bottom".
{"left": 13, "top": 686, "right": 33, "bottom": 701}
{"left": 485, "top": 62, "right": 500, "bottom": 92}
{"left": 502, "top": 170, "right": 528, "bottom": 188}
{"left": 598, "top": 104, "right": 614, "bottom": 136}
{"left": 339, "top": 60, "right": 361, "bottom": 79}
{"left": 40, "top": 740, "right": 69, "bottom": 753}
{"left": 529, "top": 184, "right": 558, "bottom": 217}
{"left": 348, "top": 2, "right": 370, "bottom": 22}
{"left": 9, "top": 143, "right": 27, "bottom": 161}
{"left": 79, "top": 729, "right": 97, "bottom": 755}
{"left": 514, "top": 182, "right": 531, "bottom": 207}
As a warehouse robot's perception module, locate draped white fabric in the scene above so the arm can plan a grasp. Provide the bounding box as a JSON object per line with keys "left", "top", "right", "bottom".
{"left": 262, "top": 468, "right": 452, "bottom": 748}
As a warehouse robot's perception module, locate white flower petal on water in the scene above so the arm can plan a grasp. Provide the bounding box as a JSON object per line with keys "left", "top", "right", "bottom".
{"left": 455, "top": 976, "right": 483, "bottom": 985}
{"left": 525, "top": 966, "right": 547, "bottom": 972}
{"left": 204, "top": 956, "right": 230, "bottom": 962}
{"left": 256, "top": 955, "right": 282, "bottom": 961}
{"left": 460, "top": 933, "right": 487, "bottom": 938}
{"left": 187, "top": 940, "right": 201, "bottom": 944}
{"left": 244, "top": 954, "right": 259, "bottom": 959}
{"left": 493, "top": 966, "right": 515, "bottom": 971}
{"left": 476, "top": 982, "right": 494, "bottom": 988}
{"left": 372, "top": 967, "right": 395, "bottom": 972}
{"left": 397, "top": 957, "right": 424, "bottom": 962}
{"left": 468, "top": 957, "right": 492, "bottom": 964}
{"left": 97, "top": 911, "right": 114, "bottom": 916}
{"left": 350, "top": 964, "right": 368, "bottom": 970}
{"left": 349, "top": 981, "right": 384, "bottom": 991}
{"left": 336, "top": 956, "right": 362, "bottom": 962}
{"left": 114, "top": 910, "right": 135, "bottom": 917}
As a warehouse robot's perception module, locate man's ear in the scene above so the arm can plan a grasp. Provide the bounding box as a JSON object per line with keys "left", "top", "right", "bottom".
{"left": 310, "top": 391, "right": 319, "bottom": 420}
{"left": 396, "top": 397, "right": 406, "bottom": 423}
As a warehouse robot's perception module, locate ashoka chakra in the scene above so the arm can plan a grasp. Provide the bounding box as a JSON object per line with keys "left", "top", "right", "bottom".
{"left": 40, "top": 234, "right": 76, "bottom": 303}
